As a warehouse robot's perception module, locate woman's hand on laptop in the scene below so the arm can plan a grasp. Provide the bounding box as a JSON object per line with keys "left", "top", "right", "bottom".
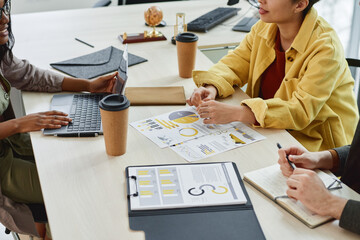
{"left": 87, "top": 72, "right": 117, "bottom": 93}
{"left": 13, "top": 110, "right": 72, "bottom": 133}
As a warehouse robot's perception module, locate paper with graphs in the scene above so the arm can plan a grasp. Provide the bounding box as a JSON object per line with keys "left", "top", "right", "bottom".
{"left": 131, "top": 107, "right": 265, "bottom": 162}
{"left": 128, "top": 162, "right": 247, "bottom": 210}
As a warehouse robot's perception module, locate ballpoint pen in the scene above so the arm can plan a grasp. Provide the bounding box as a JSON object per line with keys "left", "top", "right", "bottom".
{"left": 75, "top": 38, "right": 94, "bottom": 48}
{"left": 276, "top": 143, "right": 296, "bottom": 170}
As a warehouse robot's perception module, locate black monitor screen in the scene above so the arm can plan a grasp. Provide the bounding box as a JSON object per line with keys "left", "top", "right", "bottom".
{"left": 227, "top": 0, "right": 239, "bottom": 5}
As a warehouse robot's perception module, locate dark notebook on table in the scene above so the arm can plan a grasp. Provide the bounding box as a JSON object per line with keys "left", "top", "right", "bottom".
{"left": 43, "top": 46, "right": 129, "bottom": 137}
{"left": 50, "top": 46, "right": 146, "bottom": 79}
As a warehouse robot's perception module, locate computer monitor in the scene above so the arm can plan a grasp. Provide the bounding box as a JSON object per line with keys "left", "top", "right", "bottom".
{"left": 227, "top": 0, "right": 239, "bottom": 6}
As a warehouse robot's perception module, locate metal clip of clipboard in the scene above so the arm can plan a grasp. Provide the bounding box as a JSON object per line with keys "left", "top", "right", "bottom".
{"left": 128, "top": 175, "right": 139, "bottom": 198}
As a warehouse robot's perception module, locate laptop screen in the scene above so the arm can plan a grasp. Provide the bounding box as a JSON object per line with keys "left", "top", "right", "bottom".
{"left": 113, "top": 44, "right": 129, "bottom": 95}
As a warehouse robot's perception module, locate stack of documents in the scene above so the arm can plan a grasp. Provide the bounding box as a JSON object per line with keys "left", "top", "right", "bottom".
{"left": 131, "top": 107, "right": 265, "bottom": 162}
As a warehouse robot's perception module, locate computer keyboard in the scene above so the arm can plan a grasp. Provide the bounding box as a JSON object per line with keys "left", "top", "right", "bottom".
{"left": 232, "top": 17, "right": 259, "bottom": 32}
{"left": 67, "top": 94, "right": 103, "bottom": 133}
{"left": 187, "top": 7, "right": 240, "bottom": 32}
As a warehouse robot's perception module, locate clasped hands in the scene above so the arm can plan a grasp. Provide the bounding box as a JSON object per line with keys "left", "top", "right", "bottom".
{"left": 187, "top": 85, "right": 256, "bottom": 125}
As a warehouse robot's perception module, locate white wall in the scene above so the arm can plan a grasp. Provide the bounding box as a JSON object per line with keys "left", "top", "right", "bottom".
{"left": 11, "top": 0, "right": 99, "bottom": 14}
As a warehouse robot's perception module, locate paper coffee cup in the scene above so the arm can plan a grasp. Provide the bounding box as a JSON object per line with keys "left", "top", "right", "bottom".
{"left": 176, "top": 32, "right": 199, "bottom": 78}
{"left": 99, "top": 94, "right": 130, "bottom": 156}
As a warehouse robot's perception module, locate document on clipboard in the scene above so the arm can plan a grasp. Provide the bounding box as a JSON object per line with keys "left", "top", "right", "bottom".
{"left": 126, "top": 162, "right": 266, "bottom": 240}
{"left": 127, "top": 162, "right": 247, "bottom": 211}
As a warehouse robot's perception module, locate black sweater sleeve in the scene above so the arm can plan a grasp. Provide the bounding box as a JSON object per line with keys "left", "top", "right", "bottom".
{"left": 339, "top": 200, "right": 360, "bottom": 235}
{"left": 333, "top": 145, "right": 350, "bottom": 176}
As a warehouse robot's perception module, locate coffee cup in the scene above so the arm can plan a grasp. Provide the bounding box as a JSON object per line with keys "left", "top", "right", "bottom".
{"left": 99, "top": 94, "right": 130, "bottom": 156}
{"left": 176, "top": 32, "right": 199, "bottom": 78}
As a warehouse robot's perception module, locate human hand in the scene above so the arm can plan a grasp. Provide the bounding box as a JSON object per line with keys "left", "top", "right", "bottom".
{"left": 278, "top": 146, "right": 333, "bottom": 177}
{"left": 88, "top": 72, "right": 117, "bottom": 93}
{"left": 286, "top": 168, "right": 347, "bottom": 219}
{"left": 16, "top": 111, "right": 71, "bottom": 133}
{"left": 186, "top": 86, "right": 217, "bottom": 107}
{"left": 196, "top": 100, "right": 240, "bottom": 124}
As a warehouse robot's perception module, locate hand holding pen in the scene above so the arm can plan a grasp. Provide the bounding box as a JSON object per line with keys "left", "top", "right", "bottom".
{"left": 277, "top": 145, "right": 333, "bottom": 178}
{"left": 277, "top": 143, "right": 296, "bottom": 174}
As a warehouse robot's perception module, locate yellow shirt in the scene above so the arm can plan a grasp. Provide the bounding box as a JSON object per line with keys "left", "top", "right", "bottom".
{"left": 192, "top": 8, "right": 358, "bottom": 151}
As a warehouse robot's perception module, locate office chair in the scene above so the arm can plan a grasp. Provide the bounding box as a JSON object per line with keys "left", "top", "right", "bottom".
{"left": 4, "top": 204, "right": 48, "bottom": 240}
{"left": 346, "top": 58, "right": 360, "bottom": 110}
{"left": 93, "top": 0, "right": 112, "bottom": 7}
{"left": 346, "top": 58, "right": 360, "bottom": 69}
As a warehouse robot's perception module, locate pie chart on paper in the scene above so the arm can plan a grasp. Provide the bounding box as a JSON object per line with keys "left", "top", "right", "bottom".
{"left": 168, "top": 111, "right": 199, "bottom": 124}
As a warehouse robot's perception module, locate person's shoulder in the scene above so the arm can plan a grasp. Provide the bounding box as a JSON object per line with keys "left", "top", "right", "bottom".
{"left": 304, "top": 15, "right": 343, "bottom": 56}
{"left": 311, "top": 13, "right": 340, "bottom": 46}
{"left": 1, "top": 52, "right": 20, "bottom": 67}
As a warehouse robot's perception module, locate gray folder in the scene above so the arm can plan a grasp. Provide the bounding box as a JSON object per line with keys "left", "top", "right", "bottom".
{"left": 50, "top": 46, "right": 147, "bottom": 79}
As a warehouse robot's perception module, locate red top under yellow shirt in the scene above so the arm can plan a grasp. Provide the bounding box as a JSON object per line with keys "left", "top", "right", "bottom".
{"left": 260, "top": 30, "right": 285, "bottom": 99}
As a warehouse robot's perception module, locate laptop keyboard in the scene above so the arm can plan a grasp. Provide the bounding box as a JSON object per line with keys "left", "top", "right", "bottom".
{"left": 67, "top": 94, "right": 103, "bottom": 132}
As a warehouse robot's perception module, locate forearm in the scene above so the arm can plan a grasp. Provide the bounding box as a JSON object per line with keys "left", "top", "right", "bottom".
{"left": 61, "top": 77, "right": 90, "bottom": 92}
{"left": 235, "top": 105, "right": 256, "bottom": 125}
{"left": 0, "top": 119, "right": 21, "bottom": 139}
{"left": 204, "top": 84, "right": 218, "bottom": 97}
{"left": 314, "top": 150, "right": 335, "bottom": 170}
{"left": 326, "top": 195, "right": 348, "bottom": 220}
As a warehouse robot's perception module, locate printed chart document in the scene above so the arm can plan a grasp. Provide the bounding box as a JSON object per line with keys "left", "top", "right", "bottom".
{"left": 243, "top": 165, "right": 344, "bottom": 228}
{"left": 171, "top": 123, "right": 265, "bottom": 162}
{"left": 130, "top": 107, "right": 265, "bottom": 161}
{"left": 128, "top": 162, "right": 247, "bottom": 211}
{"left": 130, "top": 107, "right": 233, "bottom": 148}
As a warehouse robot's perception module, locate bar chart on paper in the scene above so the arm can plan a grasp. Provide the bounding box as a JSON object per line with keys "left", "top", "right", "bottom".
{"left": 131, "top": 107, "right": 266, "bottom": 161}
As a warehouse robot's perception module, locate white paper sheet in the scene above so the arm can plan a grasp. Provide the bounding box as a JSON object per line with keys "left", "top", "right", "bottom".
{"left": 170, "top": 122, "right": 266, "bottom": 162}
{"left": 130, "top": 107, "right": 236, "bottom": 148}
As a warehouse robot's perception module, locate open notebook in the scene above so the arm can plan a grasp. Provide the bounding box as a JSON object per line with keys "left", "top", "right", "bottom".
{"left": 243, "top": 164, "right": 344, "bottom": 228}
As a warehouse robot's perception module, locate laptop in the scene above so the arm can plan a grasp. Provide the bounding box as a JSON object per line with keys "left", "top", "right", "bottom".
{"left": 43, "top": 45, "right": 129, "bottom": 137}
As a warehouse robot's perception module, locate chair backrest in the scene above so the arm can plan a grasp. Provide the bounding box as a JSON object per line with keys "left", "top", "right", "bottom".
{"left": 346, "top": 58, "right": 360, "bottom": 110}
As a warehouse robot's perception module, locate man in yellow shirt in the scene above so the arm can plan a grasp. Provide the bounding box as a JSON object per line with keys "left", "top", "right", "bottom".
{"left": 187, "top": 0, "right": 358, "bottom": 151}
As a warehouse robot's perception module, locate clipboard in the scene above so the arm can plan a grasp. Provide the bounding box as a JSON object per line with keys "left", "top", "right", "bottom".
{"left": 50, "top": 46, "right": 147, "bottom": 79}
{"left": 126, "top": 162, "right": 265, "bottom": 240}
